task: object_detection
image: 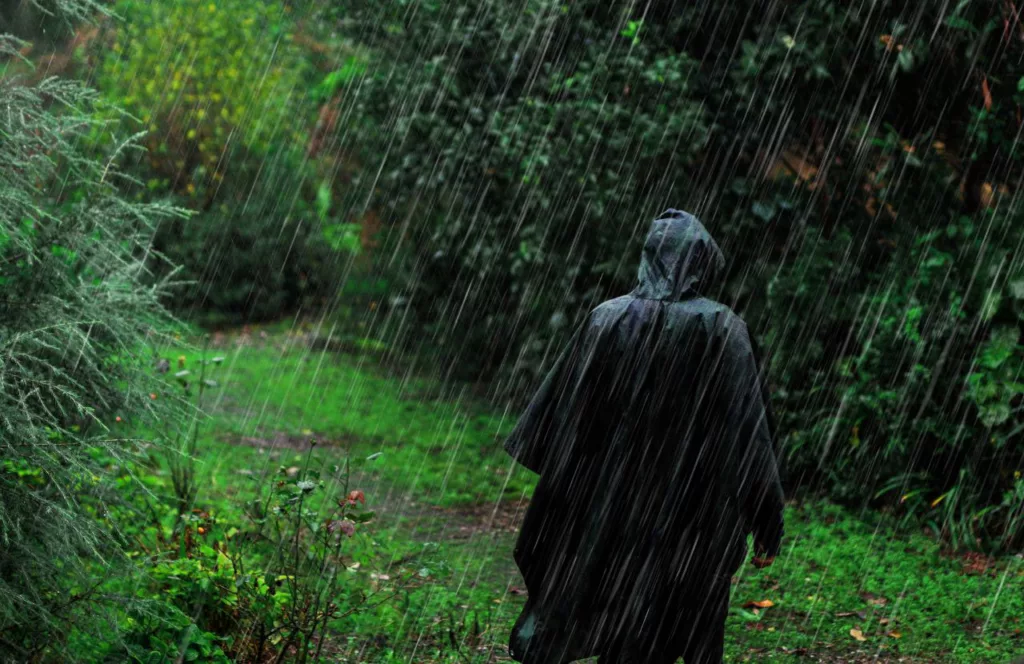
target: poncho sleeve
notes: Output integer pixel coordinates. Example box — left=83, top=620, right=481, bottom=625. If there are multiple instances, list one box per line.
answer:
left=716, top=314, right=785, bottom=558
left=503, top=324, right=586, bottom=475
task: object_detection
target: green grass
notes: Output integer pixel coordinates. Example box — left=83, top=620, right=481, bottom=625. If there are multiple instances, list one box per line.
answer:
left=727, top=502, right=1023, bottom=662
left=146, top=326, right=1023, bottom=663
left=179, top=326, right=529, bottom=506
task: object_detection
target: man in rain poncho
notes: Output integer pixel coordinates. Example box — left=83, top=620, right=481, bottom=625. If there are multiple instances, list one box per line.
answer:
left=504, top=209, right=784, bottom=663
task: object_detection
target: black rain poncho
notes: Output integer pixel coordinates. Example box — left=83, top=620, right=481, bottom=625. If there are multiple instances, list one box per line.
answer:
left=505, top=209, right=784, bottom=663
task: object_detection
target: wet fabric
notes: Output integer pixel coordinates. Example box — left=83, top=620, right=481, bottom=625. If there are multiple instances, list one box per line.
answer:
left=505, top=209, right=785, bottom=663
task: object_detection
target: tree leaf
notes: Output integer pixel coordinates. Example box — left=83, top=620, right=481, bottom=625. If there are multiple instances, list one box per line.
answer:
left=743, top=599, right=775, bottom=609
left=752, top=201, right=776, bottom=221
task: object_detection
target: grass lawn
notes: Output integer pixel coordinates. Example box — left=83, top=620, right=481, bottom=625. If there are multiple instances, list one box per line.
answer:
left=148, top=322, right=1024, bottom=663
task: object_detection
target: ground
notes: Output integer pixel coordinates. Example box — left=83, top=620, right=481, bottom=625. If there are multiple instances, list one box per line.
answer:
left=151, top=322, right=1023, bottom=663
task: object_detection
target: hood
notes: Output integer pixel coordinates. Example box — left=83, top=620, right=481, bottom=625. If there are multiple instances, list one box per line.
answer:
left=633, top=208, right=725, bottom=300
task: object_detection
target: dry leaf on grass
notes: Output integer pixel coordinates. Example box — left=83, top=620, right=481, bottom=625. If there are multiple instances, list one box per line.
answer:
left=743, top=599, right=775, bottom=609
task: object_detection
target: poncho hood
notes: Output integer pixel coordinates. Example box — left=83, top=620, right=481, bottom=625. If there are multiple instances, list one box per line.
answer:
left=633, top=209, right=725, bottom=300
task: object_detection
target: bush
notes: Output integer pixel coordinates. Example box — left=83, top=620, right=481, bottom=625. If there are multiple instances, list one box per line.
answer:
left=154, top=179, right=350, bottom=324
left=0, top=11, right=185, bottom=657
left=98, top=0, right=309, bottom=201
left=690, top=1, right=1024, bottom=551
left=338, top=0, right=709, bottom=383
left=107, top=453, right=378, bottom=663
left=94, top=0, right=352, bottom=322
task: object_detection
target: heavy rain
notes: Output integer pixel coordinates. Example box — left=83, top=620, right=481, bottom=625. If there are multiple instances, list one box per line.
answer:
left=1, top=0, right=1022, bottom=662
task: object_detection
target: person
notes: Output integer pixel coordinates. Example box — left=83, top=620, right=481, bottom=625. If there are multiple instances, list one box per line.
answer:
left=504, top=208, right=785, bottom=664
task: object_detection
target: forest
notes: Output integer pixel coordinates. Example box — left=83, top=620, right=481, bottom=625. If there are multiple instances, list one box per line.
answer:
left=0, top=0, right=1022, bottom=661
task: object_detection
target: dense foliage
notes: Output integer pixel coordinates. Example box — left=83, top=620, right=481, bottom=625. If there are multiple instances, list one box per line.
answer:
left=2, top=0, right=1022, bottom=659
left=94, top=0, right=354, bottom=322
left=333, top=1, right=710, bottom=381
left=0, top=10, right=184, bottom=657
left=338, top=0, right=1024, bottom=549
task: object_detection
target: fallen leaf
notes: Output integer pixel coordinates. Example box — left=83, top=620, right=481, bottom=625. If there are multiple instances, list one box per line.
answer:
left=744, top=599, right=775, bottom=609
left=835, top=611, right=858, bottom=618
left=861, top=593, right=888, bottom=606
left=982, top=76, right=993, bottom=111
left=879, top=618, right=891, bottom=626
left=850, top=628, right=867, bottom=642
left=887, top=630, right=902, bottom=639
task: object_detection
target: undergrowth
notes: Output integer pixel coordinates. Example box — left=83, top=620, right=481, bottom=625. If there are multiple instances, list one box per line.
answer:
left=106, top=323, right=1024, bottom=664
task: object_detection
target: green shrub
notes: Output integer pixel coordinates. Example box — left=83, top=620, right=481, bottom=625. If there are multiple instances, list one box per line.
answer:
left=701, top=2, right=1024, bottom=551
left=108, top=454, right=377, bottom=663
left=98, top=0, right=309, bottom=201
left=94, top=0, right=352, bottom=322
left=0, top=10, right=185, bottom=658
left=154, top=182, right=350, bottom=324
left=342, top=0, right=709, bottom=384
